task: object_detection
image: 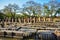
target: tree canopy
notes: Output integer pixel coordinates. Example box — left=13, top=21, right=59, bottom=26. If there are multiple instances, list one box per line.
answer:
left=1, top=4, right=20, bottom=18
left=22, top=1, right=42, bottom=17
left=0, top=0, right=60, bottom=18
left=0, top=12, right=5, bottom=19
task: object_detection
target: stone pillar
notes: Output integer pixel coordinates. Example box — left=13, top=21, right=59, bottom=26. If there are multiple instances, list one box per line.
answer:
left=49, top=18, right=51, bottom=22
left=0, top=19, right=1, bottom=22
left=21, top=18, right=24, bottom=23
left=8, top=18, right=9, bottom=22
left=22, top=18, right=24, bottom=23
left=43, top=17, right=45, bottom=22
left=24, top=19, right=26, bottom=23
left=5, top=18, right=7, bottom=22
left=39, top=17, right=40, bottom=22
left=7, top=17, right=9, bottom=22
left=33, top=17, right=35, bottom=23
left=27, top=18, right=29, bottom=23
left=50, top=18, right=53, bottom=22
left=4, top=21, right=7, bottom=27
left=37, top=17, right=39, bottom=23
left=12, top=18, right=13, bottom=23
left=35, top=17, right=36, bottom=23
left=53, top=18, right=57, bottom=22
left=7, top=18, right=10, bottom=25
left=15, top=19, right=17, bottom=22
left=20, top=18, right=22, bottom=23
left=18, top=18, right=21, bottom=23
left=30, top=17, right=31, bottom=23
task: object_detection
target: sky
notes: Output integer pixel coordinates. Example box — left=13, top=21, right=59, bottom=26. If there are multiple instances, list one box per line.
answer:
left=0, top=0, right=60, bottom=10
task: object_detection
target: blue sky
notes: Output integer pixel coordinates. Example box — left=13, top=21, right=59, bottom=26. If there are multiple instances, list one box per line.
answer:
left=0, top=0, right=60, bottom=9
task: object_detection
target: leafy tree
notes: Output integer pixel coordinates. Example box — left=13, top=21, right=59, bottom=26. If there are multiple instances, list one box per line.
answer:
left=0, top=12, right=5, bottom=19
left=48, top=0, right=59, bottom=17
left=57, top=8, right=60, bottom=13
left=2, top=4, right=20, bottom=18
left=43, top=4, right=50, bottom=17
left=54, top=8, right=60, bottom=16
left=22, top=1, right=42, bottom=17
left=43, top=0, right=59, bottom=17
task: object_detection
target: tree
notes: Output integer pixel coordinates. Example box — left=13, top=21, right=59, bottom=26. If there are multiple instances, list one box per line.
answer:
left=48, top=0, right=59, bottom=17
left=54, top=8, right=60, bottom=16
left=43, top=0, right=60, bottom=17
left=43, top=4, right=50, bottom=17
left=0, top=12, right=5, bottom=19
left=2, top=4, right=20, bottom=18
left=57, top=8, right=60, bottom=13
left=22, top=1, right=42, bottom=17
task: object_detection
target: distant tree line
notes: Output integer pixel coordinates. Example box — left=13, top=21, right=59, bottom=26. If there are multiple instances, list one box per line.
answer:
left=0, top=0, right=60, bottom=20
